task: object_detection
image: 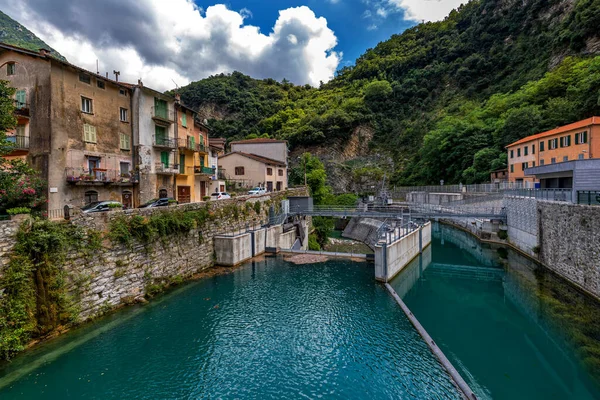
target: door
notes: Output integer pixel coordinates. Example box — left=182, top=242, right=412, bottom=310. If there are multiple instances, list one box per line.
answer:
left=122, top=191, right=132, bottom=209
left=276, top=181, right=282, bottom=191
left=155, top=125, right=166, bottom=145
left=160, top=151, right=169, bottom=168
left=200, top=182, right=206, bottom=198
left=177, top=186, right=191, bottom=203
left=88, top=157, right=101, bottom=180
left=266, top=181, right=273, bottom=192
left=179, top=154, right=185, bottom=174
left=159, top=189, right=168, bottom=198
left=154, top=98, right=167, bottom=119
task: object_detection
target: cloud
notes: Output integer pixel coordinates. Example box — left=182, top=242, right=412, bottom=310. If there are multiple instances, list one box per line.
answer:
left=376, top=7, right=389, bottom=18
left=367, top=24, right=378, bottom=31
left=388, top=0, right=466, bottom=22
left=0, top=1, right=340, bottom=91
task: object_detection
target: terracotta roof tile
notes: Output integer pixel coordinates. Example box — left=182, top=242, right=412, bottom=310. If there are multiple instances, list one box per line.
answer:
left=506, top=117, right=600, bottom=147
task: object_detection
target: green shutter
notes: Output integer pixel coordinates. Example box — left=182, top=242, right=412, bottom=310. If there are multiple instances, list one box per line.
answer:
left=15, top=90, right=26, bottom=108
left=182, top=113, right=187, bottom=127
left=179, top=154, right=185, bottom=173
left=161, top=151, right=169, bottom=166
left=199, top=156, right=204, bottom=167
left=583, top=131, right=588, bottom=144
left=155, top=125, right=166, bottom=145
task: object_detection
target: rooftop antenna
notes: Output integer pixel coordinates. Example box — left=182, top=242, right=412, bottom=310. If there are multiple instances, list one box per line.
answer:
left=113, top=70, right=120, bottom=82
left=171, top=79, right=179, bottom=89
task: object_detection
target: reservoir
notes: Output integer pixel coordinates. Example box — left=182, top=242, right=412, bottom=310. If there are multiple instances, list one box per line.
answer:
left=0, top=223, right=599, bottom=399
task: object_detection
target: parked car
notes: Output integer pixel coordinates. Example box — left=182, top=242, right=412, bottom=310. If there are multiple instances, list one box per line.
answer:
left=210, top=192, right=231, bottom=200
left=81, top=201, right=123, bottom=213
left=248, top=187, right=267, bottom=195
left=138, top=198, right=177, bottom=208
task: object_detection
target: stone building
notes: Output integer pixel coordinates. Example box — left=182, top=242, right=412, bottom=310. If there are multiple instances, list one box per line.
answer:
left=506, top=117, right=600, bottom=186
left=0, top=43, right=136, bottom=212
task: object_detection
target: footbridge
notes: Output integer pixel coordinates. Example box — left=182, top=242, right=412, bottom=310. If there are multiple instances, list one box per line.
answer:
left=291, top=203, right=507, bottom=221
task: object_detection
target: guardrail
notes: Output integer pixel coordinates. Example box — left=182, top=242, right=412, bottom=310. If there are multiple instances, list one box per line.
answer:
left=65, top=168, right=139, bottom=184
left=390, top=181, right=527, bottom=196
left=577, top=191, right=600, bottom=206
left=504, top=188, right=572, bottom=202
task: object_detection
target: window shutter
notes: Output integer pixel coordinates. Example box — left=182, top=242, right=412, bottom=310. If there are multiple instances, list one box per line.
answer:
left=83, top=124, right=90, bottom=142
left=16, top=90, right=25, bottom=107
left=583, top=131, right=588, bottom=144
left=90, top=125, right=96, bottom=143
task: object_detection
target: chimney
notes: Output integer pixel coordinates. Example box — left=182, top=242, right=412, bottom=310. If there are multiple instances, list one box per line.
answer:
left=138, top=79, right=143, bottom=87
left=39, top=48, right=51, bottom=57
left=113, top=70, right=120, bottom=82
left=174, top=93, right=181, bottom=103
left=106, top=72, right=109, bottom=78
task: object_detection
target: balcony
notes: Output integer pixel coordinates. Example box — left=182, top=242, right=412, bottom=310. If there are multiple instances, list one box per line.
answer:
left=6, top=135, right=29, bottom=150
left=155, top=162, right=179, bottom=175
left=197, top=142, right=207, bottom=153
left=192, top=166, right=215, bottom=175
left=13, top=100, right=30, bottom=118
left=153, top=136, right=176, bottom=149
left=151, top=107, right=175, bottom=124
left=65, top=168, right=139, bottom=185
left=178, top=137, right=197, bottom=152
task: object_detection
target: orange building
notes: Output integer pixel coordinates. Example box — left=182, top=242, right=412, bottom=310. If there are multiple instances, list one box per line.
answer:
left=506, top=117, right=600, bottom=185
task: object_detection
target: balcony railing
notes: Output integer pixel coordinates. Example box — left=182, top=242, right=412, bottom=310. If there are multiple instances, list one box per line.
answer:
left=191, top=166, right=215, bottom=175
left=6, top=135, right=29, bottom=150
left=65, top=168, right=139, bottom=184
left=177, top=137, right=198, bottom=151
left=13, top=100, right=30, bottom=117
left=151, top=107, right=175, bottom=123
left=155, top=162, right=179, bottom=174
left=197, top=142, right=206, bottom=152
left=153, top=136, right=176, bottom=148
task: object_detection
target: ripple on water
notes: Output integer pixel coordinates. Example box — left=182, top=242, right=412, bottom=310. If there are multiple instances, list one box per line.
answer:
left=0, top=256, right=460, bottom=399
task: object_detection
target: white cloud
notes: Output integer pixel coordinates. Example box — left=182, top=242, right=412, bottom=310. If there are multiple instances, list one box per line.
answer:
left=388, top=0, right=466, bottom=22
left=367, top=24, right=378, bottom=31
left=376, top=7, right=389, bottom=18
left=0, top=1, right=340, bottom=91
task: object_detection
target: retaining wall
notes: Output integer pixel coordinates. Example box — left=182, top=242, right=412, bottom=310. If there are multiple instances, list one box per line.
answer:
left=505, top=196, right=539, bottom=256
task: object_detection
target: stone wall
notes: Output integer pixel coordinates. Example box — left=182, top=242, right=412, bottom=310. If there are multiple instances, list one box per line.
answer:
left=505, top=196, right=539, bottom=256
left=538, top=202, right=600, bottom=299
left=0, top=188, right=308, bottom=321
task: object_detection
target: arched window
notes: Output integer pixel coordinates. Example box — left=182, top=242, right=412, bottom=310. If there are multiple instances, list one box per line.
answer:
left=159, top=189, right=168, bottom=199
left=84, top=190, right=98, bottom=205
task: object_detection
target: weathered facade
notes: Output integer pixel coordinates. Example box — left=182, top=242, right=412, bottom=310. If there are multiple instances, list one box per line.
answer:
left=219, top=151, right=287, bottom=191
left=0, top=43, right=136, bottom=213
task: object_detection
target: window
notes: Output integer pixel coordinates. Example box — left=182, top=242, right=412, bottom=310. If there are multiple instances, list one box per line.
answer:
left=563, top=156, right=568, bottom=162
left=16, top=125, right=25, bottom=137
left=84, top=190, right=98, bottom=205
left=521, top=162, right=528, bottom=171
left=120, top=108, right=128, bottom=122
left=540, top=141, right=544, bottom=152
left=97, top=80, right=105, bottom=89
left=181, top=113, right=187, bottom=128
left=119, top=133, right=130, bottom=150
left=160, top=151, right=170, bottom=167
left=532, top=161, right=535, bottom=167
left=120, top=162, right=130, bottom=176
left=235, top=166, right=245, bottom=175
left=551, top=157, right=556, bottom=164
left=575, top=131, right=588, bottom=144
left=510, top=150, right=514, bottom=158
left=579, top=154, right=585, bottom=160
left=119, top=88, right=127, bottom=96
left=524, top=146, right=528, bottom=156
left=179, top=154, right=185, bottom=174
left=83, top=124, right=97, bottom=143
left=559, top=135, right=571, bottom=148
left=517, top=148, right=521, bottom=157
left=7, top=62, right=15, bottom=75
left=510, top=164, right=514, bottom=173
left=278, top=169, right=284, bottom=176
left=267, top=167, right=273, bottom=176
left=79, top=72, right=91, bottom=84
left=15, top=89, right=26, bottom=108
left=532, top=144, right=535, bottom=154
left=540, top=159, right=545, bottom=166
left=549, top=138, right=558, bottom=150
left=81, top=97, right=93, bottom=113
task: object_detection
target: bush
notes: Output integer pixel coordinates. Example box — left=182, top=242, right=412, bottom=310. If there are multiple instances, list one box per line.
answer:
left=497, top=230, right=508, bottom=240
left=6, top=207, right=31, bottom=215
left=202, top=196, right=210, bottom=201
left=308, top=234, right=321, bottom=251
left=108, top=203, right=122, bottom=209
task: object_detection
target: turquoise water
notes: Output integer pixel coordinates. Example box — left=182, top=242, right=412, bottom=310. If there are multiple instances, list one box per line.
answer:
left=0, top=256, right=460, bottom=399
left=391, top=223, right=600, bottom=400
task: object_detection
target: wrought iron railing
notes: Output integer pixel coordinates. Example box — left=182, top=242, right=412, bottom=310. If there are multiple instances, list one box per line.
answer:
left=151, top=107, right=175, bottom=122
left=6, top=135, right=29, bottom=149
left=155, top=163, right=179, bottom=174
left=192, top=166, right=215, bottom=175
left=65, top=168, right=139, bottom=184
left=153, top=136, right=176, bottom=148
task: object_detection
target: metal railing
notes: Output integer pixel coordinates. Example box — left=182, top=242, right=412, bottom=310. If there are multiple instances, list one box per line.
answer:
left=577, top=191, right=600, bottom=206
left=65, top=168, right=139, bottom=184
left=155, top=163, right=179, bottom=174
left=190, top=166, right=215, bottom=175
left=153, top=136, right=176, bottom=148
left=151, top=107, right=175, bottom=122
left=177, top=137, right=197, bottom=151
left=376, top=220, right=420, bottom=245
left=13, top=100, right=30, bottom=117
left=6, top=135, right=29, bottom=149
left=504, top=188, right=572, bottom=202
left=390, top=181, right=528, bottom=196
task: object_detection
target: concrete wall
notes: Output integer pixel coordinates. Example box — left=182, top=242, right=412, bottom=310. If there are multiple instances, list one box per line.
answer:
left=214, top=233, right=252, bottom=266
left=251, top=228, right=266, bottom=256
left=279, top=229, right=297, bottom=250
left=538, top=202, right=600, bottom=299
left=505, top=196, right=539, bottom=256
left=374, top=222, right=432, bottom=282
left=266, top=225, right=283, bottom=248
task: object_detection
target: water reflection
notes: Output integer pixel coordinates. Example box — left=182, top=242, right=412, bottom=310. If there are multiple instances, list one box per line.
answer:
left=391, top=223, right=600, bottom=400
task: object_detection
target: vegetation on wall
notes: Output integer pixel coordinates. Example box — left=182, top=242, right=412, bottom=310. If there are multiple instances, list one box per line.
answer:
left=177, top=0, right=600, bottom=186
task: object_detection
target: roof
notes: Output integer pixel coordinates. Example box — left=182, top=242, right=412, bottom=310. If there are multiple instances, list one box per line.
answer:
left=0, top=42, right=134, bottom=90
left=219, top=151, right=286, bottom=166
left=506, top=117, right=600, bottom=148
left=230, top=138, right=287, bottom=145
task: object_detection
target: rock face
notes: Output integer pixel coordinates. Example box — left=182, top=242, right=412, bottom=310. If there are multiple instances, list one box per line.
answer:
left=0, top=188, right=308, bottom=321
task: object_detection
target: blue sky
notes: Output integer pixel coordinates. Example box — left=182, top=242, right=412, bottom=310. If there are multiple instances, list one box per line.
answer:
left=205, top=0, right=416, bottom=66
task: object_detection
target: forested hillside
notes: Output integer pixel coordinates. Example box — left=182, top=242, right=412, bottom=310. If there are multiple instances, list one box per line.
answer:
left=0, top=11, right=66, bottom=61
left=177, top=0, right=600, bottom=187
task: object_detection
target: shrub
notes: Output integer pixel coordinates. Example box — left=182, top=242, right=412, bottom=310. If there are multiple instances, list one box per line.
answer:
left=532, top=245, right=541, bottom=254
left=308, top=234, right=321, bottom=251
left=6, top=207, right=31, bottom=215
left=108, top=203, right=122, bottom=209
left=202, top=196, right=210, bottom=201
left=253, top=201, right=261, bottom=214
left=497, top=230, right=508, bottom=240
